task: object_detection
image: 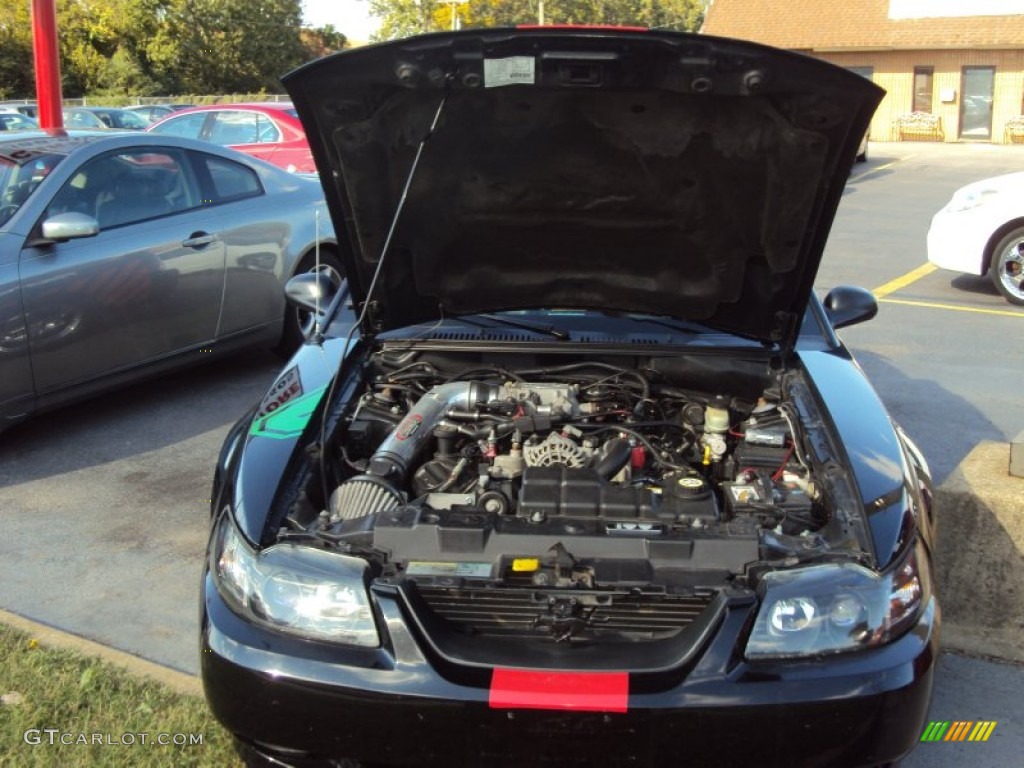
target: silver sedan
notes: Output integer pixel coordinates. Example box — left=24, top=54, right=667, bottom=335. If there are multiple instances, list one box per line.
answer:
left=0, top=132, right=340, bottom=431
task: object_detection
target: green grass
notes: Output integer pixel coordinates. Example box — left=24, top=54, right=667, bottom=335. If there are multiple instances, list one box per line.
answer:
left=0, top=624, right=241, bottom=767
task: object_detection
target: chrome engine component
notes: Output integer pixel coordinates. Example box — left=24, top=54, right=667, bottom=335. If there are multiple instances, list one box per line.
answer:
left=523, top=432, right=589, bottom=468
left=368, top=381, right=500, bottom=482
left=329, top=475, right=403, bottom=522
left=497, top=382, right=579, bottom=419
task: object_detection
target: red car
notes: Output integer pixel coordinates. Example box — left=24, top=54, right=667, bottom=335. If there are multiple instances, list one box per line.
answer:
left=146, top=102, right=315, bottom=173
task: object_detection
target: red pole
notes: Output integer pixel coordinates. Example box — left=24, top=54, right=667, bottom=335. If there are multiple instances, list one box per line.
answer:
left=31, top=0, right=64, bottom=130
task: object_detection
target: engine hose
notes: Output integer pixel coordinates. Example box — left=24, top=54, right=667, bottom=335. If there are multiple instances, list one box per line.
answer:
left=367, top=381, right=501, bottom=483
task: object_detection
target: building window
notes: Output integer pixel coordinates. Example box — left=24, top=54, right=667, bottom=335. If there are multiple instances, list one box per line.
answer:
left=847, top=66, right=874, bottom=81
left=913, top=67, right=934, bottom=113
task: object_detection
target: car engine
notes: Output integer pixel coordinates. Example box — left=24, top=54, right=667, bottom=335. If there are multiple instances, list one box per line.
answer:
left=334, top=375, right=820, bottom=521
left=274, top=351, right=864, bottom=643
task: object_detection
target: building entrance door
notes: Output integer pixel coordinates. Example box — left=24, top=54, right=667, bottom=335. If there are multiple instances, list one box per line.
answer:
left=960, top=66, right=995, bottom=140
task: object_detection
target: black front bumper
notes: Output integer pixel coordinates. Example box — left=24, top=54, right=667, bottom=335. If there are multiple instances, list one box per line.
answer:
left=201, top=573, right=938, bottom=768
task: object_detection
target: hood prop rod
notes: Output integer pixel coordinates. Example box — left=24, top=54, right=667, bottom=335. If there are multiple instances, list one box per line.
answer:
left=356, top=91, right=450, bottom=332
left=314, top=91, right=451, bottom=516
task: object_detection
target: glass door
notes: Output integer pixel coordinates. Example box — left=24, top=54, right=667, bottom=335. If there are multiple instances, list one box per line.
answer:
left=960, top=67, right=995, bottom=140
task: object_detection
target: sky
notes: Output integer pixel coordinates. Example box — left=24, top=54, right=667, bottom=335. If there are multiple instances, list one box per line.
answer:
left=303, top=0, right=381, bottom=40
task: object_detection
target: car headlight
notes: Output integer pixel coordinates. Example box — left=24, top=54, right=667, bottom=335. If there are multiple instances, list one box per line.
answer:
left=211, top=513, right=379, bottom=646
left=745, top=540, right=928, bottom=659
left=946, top=186, right=998, bottom=212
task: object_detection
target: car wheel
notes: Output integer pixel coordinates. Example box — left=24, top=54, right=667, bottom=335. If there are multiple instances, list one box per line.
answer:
left=989, top=227, right=1024, bottom=306
left=277, top=250, right=345, bottom=355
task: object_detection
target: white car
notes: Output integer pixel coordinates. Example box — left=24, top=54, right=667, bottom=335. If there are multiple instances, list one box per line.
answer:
left=927, top=172, right=1024, bottom=305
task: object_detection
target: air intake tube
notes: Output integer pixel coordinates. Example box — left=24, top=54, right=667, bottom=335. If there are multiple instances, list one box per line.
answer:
left=367, top=381, right=501, bottom=485
left=330, top=382, right=502, bottom=522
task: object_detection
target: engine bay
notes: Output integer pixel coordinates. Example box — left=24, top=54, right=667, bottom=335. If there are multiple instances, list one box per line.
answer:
left=278, top=348, right=863, bottom=591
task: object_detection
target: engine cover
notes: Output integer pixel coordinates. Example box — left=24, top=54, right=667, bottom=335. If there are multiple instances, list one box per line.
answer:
left=518, top=467, right=718, bottom=522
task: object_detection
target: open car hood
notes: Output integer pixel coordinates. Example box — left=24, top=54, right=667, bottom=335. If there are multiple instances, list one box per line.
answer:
left=283, top=29, right=882, bottom=348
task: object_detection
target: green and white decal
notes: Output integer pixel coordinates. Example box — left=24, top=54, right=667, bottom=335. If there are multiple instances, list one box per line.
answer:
left=249, top=385, right=327, bottom=440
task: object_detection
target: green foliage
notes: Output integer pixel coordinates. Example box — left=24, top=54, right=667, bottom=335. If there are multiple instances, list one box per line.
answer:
left=140, top=0, right=307, bottom=94
left=369, top=0, right=439, bottom=40
left=301, top=24, right=348, bottom=59
left=0, top=0, right=35, bottom=99
left=368, top=0, right=707, bottom=40
left=0, top=0, right=706, bottom=100
left=0, top=0, right=337, bottom=99
left=96, top=49, right=163, bottom=97
left=58, top=0, right=122, bottom=95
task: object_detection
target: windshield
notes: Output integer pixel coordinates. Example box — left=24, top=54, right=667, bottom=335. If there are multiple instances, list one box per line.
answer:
left=0, top=151, right=65, bottom=227
left=0, top=113, right=37, bottom=132
left=108, top=110, right=149, bottom=130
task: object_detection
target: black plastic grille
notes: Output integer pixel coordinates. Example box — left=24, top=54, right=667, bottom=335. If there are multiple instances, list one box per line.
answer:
left=412, top=585, right=716, bottom=640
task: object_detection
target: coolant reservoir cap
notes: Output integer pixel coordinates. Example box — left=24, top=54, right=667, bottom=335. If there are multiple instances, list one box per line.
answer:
left=671, top=475, right=710, bottom=498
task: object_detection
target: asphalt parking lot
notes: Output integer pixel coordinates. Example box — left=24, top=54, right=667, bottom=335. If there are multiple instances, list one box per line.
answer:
left=1, top=141, right=1023, bottom=765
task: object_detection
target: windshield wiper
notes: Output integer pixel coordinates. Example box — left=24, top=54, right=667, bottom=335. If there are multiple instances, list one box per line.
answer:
left=618, top=313, right=765, bottom=343
left=469, top=314, right=572, bottom=341
left=619, top=314, right=715, bottom=335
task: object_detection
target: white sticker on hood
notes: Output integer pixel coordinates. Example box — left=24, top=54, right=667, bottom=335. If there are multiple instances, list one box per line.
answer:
left=484, top=56, right=536, bottom=88
left=256, top=365, right=303, bottom=418
left=406, top=561, right=493, bottom=578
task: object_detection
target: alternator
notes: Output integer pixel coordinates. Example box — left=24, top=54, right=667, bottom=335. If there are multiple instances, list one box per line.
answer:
left=523, top=432, right=587, bottom=468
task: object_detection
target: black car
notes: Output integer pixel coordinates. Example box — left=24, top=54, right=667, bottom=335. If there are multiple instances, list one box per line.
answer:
left=202, top=29, right=938, bottom=768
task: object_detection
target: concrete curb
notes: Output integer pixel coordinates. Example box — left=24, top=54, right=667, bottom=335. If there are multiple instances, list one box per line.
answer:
left=934, top=442, right=1024, bottom=664
left=0, top=608, right=202, bottom=697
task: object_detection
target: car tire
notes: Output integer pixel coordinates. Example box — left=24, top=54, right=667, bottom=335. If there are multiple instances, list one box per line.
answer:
left=988, top=227, right=1024, bottom=306
left=277, top=250, right=345, bottom=356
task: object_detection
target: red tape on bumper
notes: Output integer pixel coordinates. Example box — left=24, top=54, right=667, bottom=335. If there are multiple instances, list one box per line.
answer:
left=489, top=669, right=629, bottom=712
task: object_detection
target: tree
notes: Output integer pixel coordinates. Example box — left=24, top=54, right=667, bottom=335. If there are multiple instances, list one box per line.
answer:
left=0, top=0, right=34, bottom=99
left=301, top=24, right=348, bottom=60
left=368, top=0, right=439, bottom=40
left=1, top=0, right=314, bottom=98
left=368, top=0, right=706, bottom=40
left=155, top=0, right=308, bottom=93
left=58, top=0, right=121, bottom=95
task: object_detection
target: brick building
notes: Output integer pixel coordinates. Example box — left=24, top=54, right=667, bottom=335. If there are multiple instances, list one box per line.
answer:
left=702, top=0, right=1024, bottom=143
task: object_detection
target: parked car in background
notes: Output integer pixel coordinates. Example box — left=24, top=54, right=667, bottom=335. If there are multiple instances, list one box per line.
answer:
left=927, top=171, right=1024, bottom=305
left=0, top=111, right=38, bottom=132
left=125, top=103, right=195, bottom=125
left=147, top=102, right=315, bottom=173
left=62, top=107, right=150, bottom=130
left=0, top=102, right=38, bottom=119
left=202, top=29, right=938, bottom=768
left=0, top=131, right=340, bottom=433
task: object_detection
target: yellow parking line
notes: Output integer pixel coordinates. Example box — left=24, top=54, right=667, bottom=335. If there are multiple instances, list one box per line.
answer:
left=879, top=297, right=1024, bottom=318
left=848, top=157, right=908, bottom=184
left=872, top=263, right=938, bottom=298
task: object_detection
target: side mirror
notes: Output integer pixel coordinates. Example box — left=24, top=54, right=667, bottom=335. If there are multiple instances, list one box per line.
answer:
left=284, top=271, right=338, bottom=315
left=40, top=212, right=99, bottom=241
left=823, top=285, right=878, bottom=330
